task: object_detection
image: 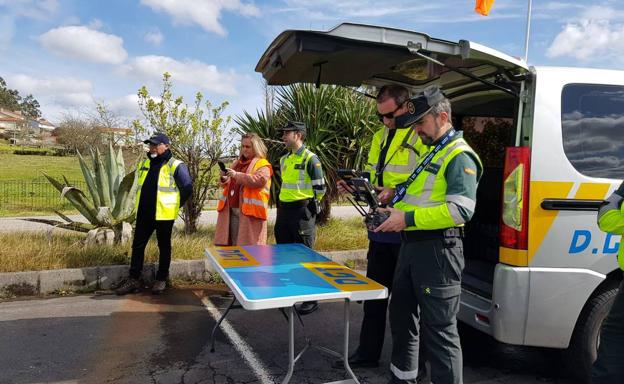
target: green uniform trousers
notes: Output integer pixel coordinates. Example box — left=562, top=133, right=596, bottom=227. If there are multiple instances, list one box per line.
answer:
left=389, top=233, right=464, bottom=384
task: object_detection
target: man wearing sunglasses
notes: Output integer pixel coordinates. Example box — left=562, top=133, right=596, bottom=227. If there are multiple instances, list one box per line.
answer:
left=375, top=86, right=482, bottom=384
left=335, top=85, right=427, bottom=377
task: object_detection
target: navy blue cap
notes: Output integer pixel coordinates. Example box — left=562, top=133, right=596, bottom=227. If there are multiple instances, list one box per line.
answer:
left=278, top=121, right=306, bottom=133
left=143, top=132, right=170, bottom=145
left=395, top=86, right=446, bottom=128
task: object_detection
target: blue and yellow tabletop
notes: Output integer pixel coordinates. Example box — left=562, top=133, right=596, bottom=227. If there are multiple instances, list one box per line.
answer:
left=205, top=244, right=388, bottom=310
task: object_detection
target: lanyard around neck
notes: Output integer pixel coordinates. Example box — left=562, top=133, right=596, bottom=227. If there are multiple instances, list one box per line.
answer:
left=390, top=128, right=457, bottom=206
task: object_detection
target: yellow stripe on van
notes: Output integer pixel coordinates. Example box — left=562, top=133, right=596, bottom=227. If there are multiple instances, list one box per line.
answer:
left=573, top=183, right=611, bottom=200
left=524, top=181, right=574, bottom=266
left=500, top=247, right=527, bottom=265
left=511, top=182, right=610, bottom=267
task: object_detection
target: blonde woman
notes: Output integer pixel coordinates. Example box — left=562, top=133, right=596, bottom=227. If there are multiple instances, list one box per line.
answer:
left=215, top=133, right=272, bottom=245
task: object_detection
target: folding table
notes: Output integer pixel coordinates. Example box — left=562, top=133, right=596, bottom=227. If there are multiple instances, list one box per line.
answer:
left=205, top=243, right=388, bottom=384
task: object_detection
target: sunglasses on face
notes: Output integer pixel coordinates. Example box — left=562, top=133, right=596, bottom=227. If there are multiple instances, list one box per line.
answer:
left=376, top=103, right=403, bottom=122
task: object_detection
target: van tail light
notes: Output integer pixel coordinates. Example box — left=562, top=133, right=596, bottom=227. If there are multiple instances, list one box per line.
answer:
left=500, top=146, right=530, bottom=250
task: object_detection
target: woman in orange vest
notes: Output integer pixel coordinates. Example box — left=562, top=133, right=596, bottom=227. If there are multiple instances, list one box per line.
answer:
left=215, top=133, right=272, bottom=245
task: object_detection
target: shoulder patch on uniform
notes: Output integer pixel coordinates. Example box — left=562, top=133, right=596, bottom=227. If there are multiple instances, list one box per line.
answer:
left=464, top=167, right=476, bottom=175
left=315, top=163, right=321, bottom=167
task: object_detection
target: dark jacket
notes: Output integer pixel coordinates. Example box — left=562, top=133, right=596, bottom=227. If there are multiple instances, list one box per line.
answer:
left=137, top=150, right=193, bottom=220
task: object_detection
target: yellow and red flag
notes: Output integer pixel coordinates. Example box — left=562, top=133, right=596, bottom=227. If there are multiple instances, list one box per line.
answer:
left=475, top=0, right=495, bottom=16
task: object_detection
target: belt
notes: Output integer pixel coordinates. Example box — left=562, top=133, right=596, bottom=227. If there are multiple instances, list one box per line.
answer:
left=278, top=199, right=311, bottom=209
left=400, top=227, right=464, bottom=242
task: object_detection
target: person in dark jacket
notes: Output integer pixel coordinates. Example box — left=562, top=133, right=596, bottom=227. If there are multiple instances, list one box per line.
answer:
left=116, top=132, right=193, bottom=295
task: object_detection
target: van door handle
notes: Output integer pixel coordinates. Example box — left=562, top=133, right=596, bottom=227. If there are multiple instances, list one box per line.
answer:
left=541, top=198, right=604, bottom=211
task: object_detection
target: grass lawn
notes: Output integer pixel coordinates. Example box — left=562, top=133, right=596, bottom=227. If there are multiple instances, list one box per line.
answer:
left=0, top=217, right=369, bottom=273
left=0, top=153, right=83, bottom=182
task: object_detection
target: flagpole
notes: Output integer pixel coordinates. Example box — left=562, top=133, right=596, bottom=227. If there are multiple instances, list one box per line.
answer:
left=524, top=0, right=533, bottom=62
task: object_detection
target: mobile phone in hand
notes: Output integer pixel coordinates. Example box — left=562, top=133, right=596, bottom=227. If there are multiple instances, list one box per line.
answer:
left=218, top=161, right=227, bottom=173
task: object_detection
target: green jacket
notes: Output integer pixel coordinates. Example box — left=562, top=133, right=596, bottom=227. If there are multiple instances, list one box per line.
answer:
left=597, top=185, right=624, bottom=270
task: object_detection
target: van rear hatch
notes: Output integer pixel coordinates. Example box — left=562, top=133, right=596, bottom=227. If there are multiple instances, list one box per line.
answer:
left=255, top=23, right=529, bottom=95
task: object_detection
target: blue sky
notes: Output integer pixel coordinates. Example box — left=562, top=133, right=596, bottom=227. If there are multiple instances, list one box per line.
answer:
left=1, top=0, right=623, bottom=126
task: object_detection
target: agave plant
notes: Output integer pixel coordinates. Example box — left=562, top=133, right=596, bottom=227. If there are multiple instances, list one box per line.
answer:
left=26, top=144, right=139, bottom=245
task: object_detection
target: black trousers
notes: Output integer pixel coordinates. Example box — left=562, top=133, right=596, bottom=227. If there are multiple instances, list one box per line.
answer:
left=274, top=205, right=316, bottom=248
left=592, top=279, right=624, bottom=384
left=358, top=240, right=401, bottom=361
left=129, top=218, right=174, bottom=281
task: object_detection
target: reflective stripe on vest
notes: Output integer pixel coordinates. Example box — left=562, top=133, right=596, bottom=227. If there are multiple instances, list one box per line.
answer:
left=279, top=149, right=314, bottom=202
left=394, top=137, right=482, bottom=229
left=136, top=157, right=182, bottom=220
left=217, top=158, right=272, bottom=220
left=367, top=127, right=426, bottom=188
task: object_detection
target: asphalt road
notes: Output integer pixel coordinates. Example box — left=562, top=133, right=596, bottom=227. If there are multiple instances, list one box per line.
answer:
left=0, top=206, right=360, bottom=233
left=0, top=288, right=578, bottom=384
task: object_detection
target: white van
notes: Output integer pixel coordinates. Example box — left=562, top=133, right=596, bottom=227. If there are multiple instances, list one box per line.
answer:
left=256, top=23, right=624, bottom=381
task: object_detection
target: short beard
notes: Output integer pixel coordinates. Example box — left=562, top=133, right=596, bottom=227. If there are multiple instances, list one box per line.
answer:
left=421, top=119, right=444, bottom=145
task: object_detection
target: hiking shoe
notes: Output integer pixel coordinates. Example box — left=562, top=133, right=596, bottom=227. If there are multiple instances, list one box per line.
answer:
left=296, top=301, right=318, bottom=315
left=115, top=278, right=141, bottom=295
left=151, top=280, right=167, bottom=295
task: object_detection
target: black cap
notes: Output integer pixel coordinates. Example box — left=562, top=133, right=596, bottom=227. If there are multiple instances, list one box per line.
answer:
left=143, top=132, right=170, bottom=145
left=395, top=86, right=446, bottom=128
left=278, top=121, right=306, bottom=133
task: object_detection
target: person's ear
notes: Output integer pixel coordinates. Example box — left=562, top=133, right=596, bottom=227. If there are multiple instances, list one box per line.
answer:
left=437, top=111, right=449, bottom=126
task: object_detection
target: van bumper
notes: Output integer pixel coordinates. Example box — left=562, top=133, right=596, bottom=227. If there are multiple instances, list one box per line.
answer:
left=459, top=263, right=530, bottom=345
left=459, top=264, right=606, bottom=348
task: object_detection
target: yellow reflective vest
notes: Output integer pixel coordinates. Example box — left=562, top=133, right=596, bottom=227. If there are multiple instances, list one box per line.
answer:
left=394, top=136, right=482, bottom=231
left=366, top=126, right=427, bottom=188
left=279, top=148, right=316, bottom=202
left=136, top=158, right=182, bottom=220
left=597, top=190, right=624, bottom=270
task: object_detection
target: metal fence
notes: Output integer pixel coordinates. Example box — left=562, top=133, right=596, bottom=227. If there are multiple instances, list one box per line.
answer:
left=0, top=180, right=88, bottom=212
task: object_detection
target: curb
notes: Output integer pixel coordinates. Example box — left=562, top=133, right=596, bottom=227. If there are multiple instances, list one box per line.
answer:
left=0, top=249, right=367, bottom=296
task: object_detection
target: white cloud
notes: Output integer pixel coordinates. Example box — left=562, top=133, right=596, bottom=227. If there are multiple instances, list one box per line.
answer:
left=140, top=0, right=260, bottom=36
left=144, top=29, right=164, bottom=45
left=0, top=0, right=59, bottom=20
left=120, top=55, right=238, bottom=95
left=87, top=18, right=104, bottom=30
left=0, top=15, right=14, bottom=50
left=39, top=25, right=128, bottom=64
left=547, top=18, right=624, bottom=61
left=4, top=73, right=95, bottom=108
left=107, top=94, right=141, bottom=119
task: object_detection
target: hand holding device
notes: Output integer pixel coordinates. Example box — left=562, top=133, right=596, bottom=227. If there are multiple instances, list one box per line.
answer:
left=218, top=161, right=227, bottom=173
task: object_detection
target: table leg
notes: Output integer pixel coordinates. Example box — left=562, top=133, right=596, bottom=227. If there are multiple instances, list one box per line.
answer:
left=343, top=299, right=360, bottom=384
left=281, top=306, right=295, bottom=384
left=210, top=296, right=238, bottom=353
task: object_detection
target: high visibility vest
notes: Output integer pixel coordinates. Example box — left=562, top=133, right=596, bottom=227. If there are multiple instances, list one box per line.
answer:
left=394, top=136, right=482, bottom=231
left=366, top=126, right=427, bottom=188
left=597, top=195, right=624, bottom=271
left=279, top=148, right=315, bottom=202
left=217, top=158, right=272, bottom=220
left=136, top=158, right=183, bottom=220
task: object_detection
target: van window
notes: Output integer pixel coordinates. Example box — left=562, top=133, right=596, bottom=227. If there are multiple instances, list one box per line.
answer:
left=561, top=84, right=624, bottom=179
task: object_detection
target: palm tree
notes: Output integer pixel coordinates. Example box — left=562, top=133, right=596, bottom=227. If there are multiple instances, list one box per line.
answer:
left=235, top=83, right=379, bottom=222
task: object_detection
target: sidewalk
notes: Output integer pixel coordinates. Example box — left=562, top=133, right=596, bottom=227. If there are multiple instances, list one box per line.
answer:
left=0, top=205, right=361, bottom=232
left=0, top=249, right=367, bottom=297
left=0, top=205, right=366, bottom=296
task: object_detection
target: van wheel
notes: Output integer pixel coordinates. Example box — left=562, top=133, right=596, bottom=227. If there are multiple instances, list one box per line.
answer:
left=564, top=283, right=618, bottom=382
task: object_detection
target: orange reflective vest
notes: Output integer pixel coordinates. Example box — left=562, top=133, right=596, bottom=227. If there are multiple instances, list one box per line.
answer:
left=217, top=157, right=272, bottom=220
